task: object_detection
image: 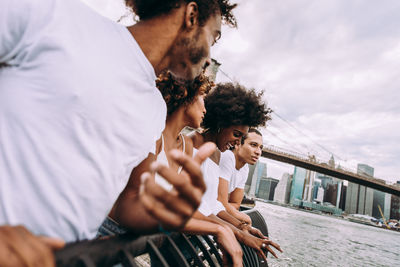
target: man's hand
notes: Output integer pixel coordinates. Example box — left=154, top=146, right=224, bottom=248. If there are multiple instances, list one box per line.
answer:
left=140, top=142, right=216, bottom=230
left=238, top=231, right=282, bottom=262
left=0, top=225, right=65, bottom=267
left=243, top=224, right=267, bottom=239
left=216, top=225, right=243, bottom=267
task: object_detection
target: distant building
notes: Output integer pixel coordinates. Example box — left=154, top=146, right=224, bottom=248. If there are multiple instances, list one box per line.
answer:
left=357, top=164, right=374, bottom=177
left=274, top=173, right=292, bottom=204
left=316, top=186, right=324, bottom=203
left=345, top=182, right=359, bottom=214
left=257, top=177, right=279, bottom=201
left=339, top=185, right=347, bottom=211
left=246, top=161, right=267, bottom=197
left=289, top=167, right=307, bottom=204
left=324, top=183, right=338, bottom=206
left=289, top=166, right=317, bottom=205
left=384, top=193, right=391, bottom=220
left=244, top=163, right=256, bottom=194
left=316, top=172, right=344, bottom=209
left=312, top=179, right=321, bottom=200
left=372, top=190, right=391, bottom=220
left=345, top=163, right=374, bottom=215
left=390, top=194, right=400, bottom=220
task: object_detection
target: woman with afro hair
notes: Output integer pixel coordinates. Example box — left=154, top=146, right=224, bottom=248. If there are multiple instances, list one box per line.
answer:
left=190, top=82, right=282, bottom=261
left=100, top=73, right=243, bottom=266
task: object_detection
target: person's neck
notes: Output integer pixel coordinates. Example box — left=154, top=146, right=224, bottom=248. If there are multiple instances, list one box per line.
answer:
left=202, top=130, right=217, bottom=145
left=127, top=8, right=185, bottom=76
left=163, top=110, right=186, bottom=150
left=202, top=130, right=221, bottom=163
left=234, top=149, right=246, bottom=170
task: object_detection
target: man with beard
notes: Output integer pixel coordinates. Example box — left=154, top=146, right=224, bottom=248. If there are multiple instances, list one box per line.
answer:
left=0, top=0, right=237, bottom=266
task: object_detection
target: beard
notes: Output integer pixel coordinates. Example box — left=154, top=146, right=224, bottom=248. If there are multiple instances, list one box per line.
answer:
left=188, top=28, right=208, bottom=65
left=169, top=28, right=208, bottom=82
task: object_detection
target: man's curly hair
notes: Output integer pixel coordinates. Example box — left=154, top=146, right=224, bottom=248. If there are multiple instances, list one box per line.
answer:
left=202, top=83, right=272, bottom=131
left=125, top=0, right=237, bottom=27
left=156, top=71, right=214, bottom=116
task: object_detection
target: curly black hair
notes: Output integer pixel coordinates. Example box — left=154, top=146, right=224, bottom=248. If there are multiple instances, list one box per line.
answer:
left=125, top=0, right=237, bottom=27
left=156, top=71, right=214, bottom=116
left=202, top=83, right=272, bottom=131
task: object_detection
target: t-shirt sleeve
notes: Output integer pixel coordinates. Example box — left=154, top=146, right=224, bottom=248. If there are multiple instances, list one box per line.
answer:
left=236, top=164, right=249, bottom=189
left=219, top=151, right=235, bottom=182
left=198, top=199, right=212, bottom=217
left=212, top=200, right=226, bottom=215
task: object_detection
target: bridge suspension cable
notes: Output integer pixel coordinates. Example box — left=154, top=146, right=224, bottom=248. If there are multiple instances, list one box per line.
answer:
left=218, top=67, right=345, bottom=162
left=271, top=111, right=345, bottom=161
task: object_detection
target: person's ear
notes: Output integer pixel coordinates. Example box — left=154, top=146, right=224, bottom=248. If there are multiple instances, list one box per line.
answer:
left=184, top=2, right=199, bottom=28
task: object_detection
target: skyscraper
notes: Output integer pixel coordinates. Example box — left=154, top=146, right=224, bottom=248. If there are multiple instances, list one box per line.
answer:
left=247, top=161, right=267, bottom=197
left=274, top=173, right=293, bottom=204
left=289, top=167, right=307, bottom=205
left=345, top=163, right=374, bottom=215
left=257, top=177, right=279, bottom=201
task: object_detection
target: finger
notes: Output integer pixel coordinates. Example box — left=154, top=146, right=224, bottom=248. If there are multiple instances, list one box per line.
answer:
left=1, top=225, right=55, bottom=267
left=140, top=182, right=189, bottom=230
left=37, top=237, right=65, bottom=250
left=143, top=175, right=194, bottom=219
left=266, top=239, right=283, bottom=253
left=256, top=248, right=267, bottom=261
left=150, top=162, right=203, bottom=208
left=266, top=245, right=278, bottom=258
left=19, top=226, right=56, bottom=267
left=140, top=191, right=184, bottom=229
left=168, top=150, right=206, bottom=192
left=250, top=228, right=264, bottom=239
left=256, top=230, right=267, bottom=239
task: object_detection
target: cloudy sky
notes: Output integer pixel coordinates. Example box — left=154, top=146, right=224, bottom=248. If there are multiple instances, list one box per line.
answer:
left=82, top=0, right=400, bottom=183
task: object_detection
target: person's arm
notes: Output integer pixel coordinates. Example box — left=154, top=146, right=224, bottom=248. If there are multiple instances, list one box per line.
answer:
left=218, top=178, right=252, bottom=225
left=193, top=211, right=282, bottom=261
left=228, top=187, right=244, bottom=210
left=112, top=142, right=216, bottom=232
left=182, top=218, right=243, bottom=267
left=0, top=225, right=64, bottom=267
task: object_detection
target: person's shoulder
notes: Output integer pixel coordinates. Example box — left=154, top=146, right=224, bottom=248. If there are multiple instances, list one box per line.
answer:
left=221, top=149, right=235, bottom=163
left=188, top=131, right=204, bottom=150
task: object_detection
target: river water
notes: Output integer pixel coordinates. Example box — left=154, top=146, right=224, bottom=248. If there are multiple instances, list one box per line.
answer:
left=256, top=201, right=399, bottom=267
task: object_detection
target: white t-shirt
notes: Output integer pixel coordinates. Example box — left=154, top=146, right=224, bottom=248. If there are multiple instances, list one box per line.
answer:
left=219, top=150, right=249, bottom=194
left=196, top=149, right=225, bottom=216
left=0, top=0, right=166, bottom=242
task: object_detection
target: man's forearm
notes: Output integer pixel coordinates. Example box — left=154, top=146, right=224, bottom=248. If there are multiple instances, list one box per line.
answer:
left=182, top=218, right=224, bottom=236
left=229, top=201, right=241, bottom=210
left=217, top=210, right=245, bottom=229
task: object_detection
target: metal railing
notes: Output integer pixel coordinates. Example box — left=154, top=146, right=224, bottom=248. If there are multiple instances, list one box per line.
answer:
left=55, top=210, right=269, bottom=267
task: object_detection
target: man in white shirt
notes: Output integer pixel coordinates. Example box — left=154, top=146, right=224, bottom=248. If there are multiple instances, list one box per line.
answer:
left=0, top=0, right=237, bottom=266
left=218, top=129, right=263, bottom=226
